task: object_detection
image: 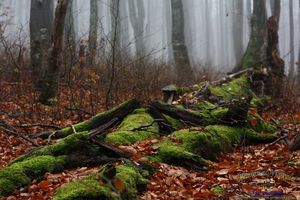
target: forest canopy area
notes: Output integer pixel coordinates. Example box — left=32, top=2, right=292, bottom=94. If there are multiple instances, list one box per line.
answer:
left=0, top=0, right=299, bottom=200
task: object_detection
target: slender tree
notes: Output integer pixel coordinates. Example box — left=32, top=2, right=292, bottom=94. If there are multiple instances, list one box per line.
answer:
left=288, top=0, right=295, bottom=79
left=128, top=0, right=146, bottom=57
left=232, top=0, right=244, bottom=66
left=30, top=0, right=54, bottom=87
left=170, top=0, right=194, bottom=85
left=39, top=0, right=69, bottom=104
left=88, top=0, right=98, bottom=66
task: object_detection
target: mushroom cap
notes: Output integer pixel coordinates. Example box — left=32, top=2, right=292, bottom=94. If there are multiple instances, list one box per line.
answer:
left=162, top=84, right=177, bottom=92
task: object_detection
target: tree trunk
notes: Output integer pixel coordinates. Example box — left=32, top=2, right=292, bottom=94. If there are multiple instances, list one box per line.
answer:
left=239, top=0, right=267, bottom=70
left=128, top=0, right=146, bottom=58
left=39, top=0, right=69, bottom=104
left=232, top=0, right=244, bottom=66
left=30, top=0, right=54, bottom=88
left=288, top=0, right=295, bottom=80
left=88, top=0, right=98, bottom=67
left=170, top=0, right=194, bottom=85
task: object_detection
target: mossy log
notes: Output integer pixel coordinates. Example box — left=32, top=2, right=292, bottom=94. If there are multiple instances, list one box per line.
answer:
left=31, top=99, right=140, bottom=139
left=52, top=164, right=148, bottom=200
left=151, top=125, right=277, bottom=167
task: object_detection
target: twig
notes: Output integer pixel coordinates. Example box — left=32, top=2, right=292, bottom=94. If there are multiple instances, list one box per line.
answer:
left=259, top=135, right=288, bottom=152
left=0, top=125, right=39, bottom=147
left=71, top=125, right=77, bottom=134
left=47, top=131, right=57, bottom=145
left=13, top=123, right=61, bottom=130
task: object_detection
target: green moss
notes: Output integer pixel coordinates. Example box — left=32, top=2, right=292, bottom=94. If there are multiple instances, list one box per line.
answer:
left=243, top=129, right=277, bottom=144
left=247, top=112, right=277, bottom=133
left=54, top=99, right=139, bottom=138
left=12, top=132, right=91, bottom=164
left=153, top=125, right=276, bottom=166
left=0, top=156, right=65, bottom=196
left=211, top=186, right=224, bottom=195
left=53, top=178, right=114, bottom=200
left=105, top=111, right=158, bottom=144
left=210, top=77, right=250, bottom=100
left=192, top=101, right=228, bottom=125
left=163, top=114, right=182, bottom=129
left=116, top=165, right=148, bottom=198
left=53, top=164, right=148, bottom=200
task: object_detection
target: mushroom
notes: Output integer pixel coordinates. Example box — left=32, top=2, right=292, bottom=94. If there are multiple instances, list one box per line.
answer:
left=161, top=84, right=177, bottom=104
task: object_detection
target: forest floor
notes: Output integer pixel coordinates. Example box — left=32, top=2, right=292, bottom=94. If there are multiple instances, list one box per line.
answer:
left=0, top=80, right=299, bottom=200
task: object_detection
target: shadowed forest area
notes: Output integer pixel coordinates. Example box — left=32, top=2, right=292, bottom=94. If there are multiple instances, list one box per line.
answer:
left=0, top=0, right=299, bottom=199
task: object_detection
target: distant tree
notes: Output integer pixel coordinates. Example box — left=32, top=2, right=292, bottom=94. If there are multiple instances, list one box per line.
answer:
left=170, top=0, right=194, bottom=85
left=30, top=0, right=54, bottom=88
left=64, top=0, right=76, bottom=70
left=232, top=0, right=244, bottom=66
left=239, top=0, right=267, bottom=70
left=128, top=0, right=146, bottom=57
left=288, top=0, right=295, bottom=79
left=110, top=0, right=121, bottom=51
left=88, top=0, right=98, bottom=66
left=39, top=0, right=69, bottom=104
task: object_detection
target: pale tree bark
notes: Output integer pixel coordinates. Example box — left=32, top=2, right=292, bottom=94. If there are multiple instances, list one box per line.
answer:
left=298, top=0, right=300, bottom=89
left=39, top=0, right=69, bottom=104
left=232, top=0, right=244, bottom=66
left=128, top=0, right=145, bottom=57
left=170, top=0, right=194, bottom=85
left=30, top=0, right=54, bottom=88
left=88, top=0, right=98, bottom=66
left=288, top=0, right=295, bottom=80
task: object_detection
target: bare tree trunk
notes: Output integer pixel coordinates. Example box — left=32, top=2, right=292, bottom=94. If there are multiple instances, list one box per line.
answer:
left=232, top=0, right=244, bottom=66
left=39, top=0, right=69, bottom=104
left=273, top=0, right=280, bottom=22
left=128, top=0, right=145, bottom=58
left=170, top=0, right=194, bottom=85
left=288, top=0, right=295, bottom=80
left=30, top=0, right=54, bottom=88
left=106, top=0, right=120, bottom=109
left=88, top=0, right=98, bottom=67
left=239, top=0, right=267, bottom=70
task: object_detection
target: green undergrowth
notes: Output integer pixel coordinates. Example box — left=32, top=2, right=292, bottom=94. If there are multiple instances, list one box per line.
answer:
left=53, top=164, right=148, bottom=200
left=151, top=125, right=277, bottom=166
left=105, top=109, right=159, bottom=144
left=0, top=156, right=65, bottom=196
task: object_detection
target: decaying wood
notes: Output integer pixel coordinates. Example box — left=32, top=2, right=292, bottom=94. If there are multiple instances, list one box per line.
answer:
left=150, top=101, right=207, bottom=126
left=213, top=68, right=253, bottom=86
left=31, top=99, right=140, bottom=139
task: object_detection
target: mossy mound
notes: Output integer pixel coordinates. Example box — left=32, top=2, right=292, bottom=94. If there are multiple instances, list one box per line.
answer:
left=53, top=164, right=148, bottom=200
left=105, top=110, right=159, bottom=144
left=152, top=125, right=277, bottom=166
left=0, top=156, right=65, bottom=196
left=210, top=77, right=250, bottom=100
left=53, top=178, right=113, bottom=200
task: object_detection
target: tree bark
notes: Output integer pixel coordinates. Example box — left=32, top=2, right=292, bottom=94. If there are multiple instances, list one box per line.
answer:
left=238, top=0, right=267, bottom=70
left=30, top=0, right=54, bottom=88
left=39, top=0, right=69, bottom=104
left=170, top=0, right=194, bottom=85
left=88, top=0, right=98, bottom=67
left=128, top=0, right=146, bottom=58
left=232, top=0, right=244, bottom=66
left=288, top=0, right=295, bottom=80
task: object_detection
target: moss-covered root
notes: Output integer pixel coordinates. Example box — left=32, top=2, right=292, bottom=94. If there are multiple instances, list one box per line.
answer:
left=152, top=125, right=278, bottom=167
left=31, top=98, right=141, bottom=139
left=53, top=164, right=148, bottom=200
left=0, top=156, right=65, bottom=196
left=105, top=109, right=159, bottom=145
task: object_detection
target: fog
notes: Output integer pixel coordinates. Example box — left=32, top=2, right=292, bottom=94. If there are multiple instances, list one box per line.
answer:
left=0, top=0, right=299, bottom=72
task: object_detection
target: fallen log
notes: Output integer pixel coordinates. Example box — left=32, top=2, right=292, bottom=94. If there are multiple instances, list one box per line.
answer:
left=30, top=99, right=140, bottom=139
